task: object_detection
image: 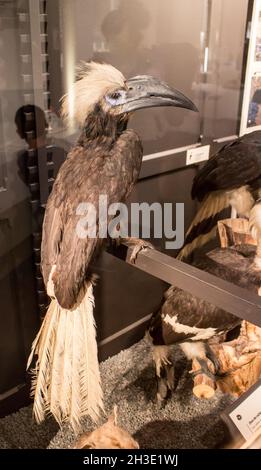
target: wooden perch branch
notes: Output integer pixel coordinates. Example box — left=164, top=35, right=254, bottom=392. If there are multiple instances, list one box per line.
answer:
left=191, top=358, right=216, bottom=399
left=191, top=218, right=261, bottom=399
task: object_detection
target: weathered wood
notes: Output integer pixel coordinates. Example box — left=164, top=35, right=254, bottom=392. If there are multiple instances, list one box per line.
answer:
left=191, top=358, right=215, bottom=399
left=211, top=321, right=261, bottom=397
left=205, top=219, right=261, bottom=398
left=217, top=218, right=256, bottom=248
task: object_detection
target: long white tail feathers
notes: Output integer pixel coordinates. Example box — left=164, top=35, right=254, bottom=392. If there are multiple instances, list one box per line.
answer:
left=27, top=283, right=104, bottom=433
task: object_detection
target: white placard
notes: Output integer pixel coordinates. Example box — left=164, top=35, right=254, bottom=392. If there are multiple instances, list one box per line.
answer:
left=229, top=385, right=261, bottom=440
left=186, top=145, right=210, bottom=166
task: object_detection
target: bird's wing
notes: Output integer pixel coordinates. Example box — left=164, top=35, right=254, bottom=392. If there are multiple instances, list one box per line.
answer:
left=41, top=145, right=90, bottom=290
left=149, top=285, right=238, bottom=345
left=41, top=132, right=142, bottom=310
left=192, top=136, right=261, bottom=201
left=178, top=133, right=261, bottom=260
left=177, top=190, right=229, bottom=260
left=149, top=283, right=240, bottom=346
left=41, top=199, right=63, bottom=288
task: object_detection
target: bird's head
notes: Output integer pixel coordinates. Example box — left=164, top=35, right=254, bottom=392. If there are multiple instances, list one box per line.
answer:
left=61, top=62, right=198, bottom=130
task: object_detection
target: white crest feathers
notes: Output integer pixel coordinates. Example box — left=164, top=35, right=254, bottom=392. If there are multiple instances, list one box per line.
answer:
left=61, top=62, right=125, bottom=127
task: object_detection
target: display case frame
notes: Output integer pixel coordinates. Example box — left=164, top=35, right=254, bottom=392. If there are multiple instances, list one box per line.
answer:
left=240, top=0, right=261, bottom=134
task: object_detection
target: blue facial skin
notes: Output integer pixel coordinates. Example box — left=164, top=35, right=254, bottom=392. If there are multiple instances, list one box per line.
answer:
left=105, top=90, right=127, bottom=107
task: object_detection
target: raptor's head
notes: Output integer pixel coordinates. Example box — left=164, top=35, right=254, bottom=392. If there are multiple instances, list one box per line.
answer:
left=61, top=62, right=197, bottom=127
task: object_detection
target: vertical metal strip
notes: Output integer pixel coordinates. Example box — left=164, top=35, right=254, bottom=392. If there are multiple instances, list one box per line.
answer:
left=199, top=0, right=213, bottom=141
left=28, top=0, right=45, bottom=110
left=60, top=0, right=76, bottom=129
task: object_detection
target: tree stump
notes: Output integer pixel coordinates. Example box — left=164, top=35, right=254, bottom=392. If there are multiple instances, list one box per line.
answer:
left=211, top=321, right=261, bottom=397
left=217, top=218, right=256, bottom=248
left=191, top=218, right=261, bottom=399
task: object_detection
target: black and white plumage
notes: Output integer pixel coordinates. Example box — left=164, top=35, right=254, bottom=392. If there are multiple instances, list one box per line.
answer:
left=178, top=131, right=261, bottom=261
left=148, top=244, right=261, bottom=401
left=28, top=62, right=197, bottom=431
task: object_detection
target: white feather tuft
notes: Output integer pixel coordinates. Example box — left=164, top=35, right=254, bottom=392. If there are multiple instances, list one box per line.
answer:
left=249, top=201, right=261, bottom=237
left=61, top=61, right=125, bottom=127
left=227, top=186, right=254, bottom=218
left=249, top=201, right=261, bottom=269
left=28, top=283, right=104, bottom=433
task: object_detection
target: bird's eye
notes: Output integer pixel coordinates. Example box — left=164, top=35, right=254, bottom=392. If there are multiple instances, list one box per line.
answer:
left=105, top=90, right=126, bottom=106
left=110, top=92, right=121, bottom=100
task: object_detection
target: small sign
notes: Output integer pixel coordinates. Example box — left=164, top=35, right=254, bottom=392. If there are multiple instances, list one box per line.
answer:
left=186, top=145, right=210, bottom=165
left=229, top=385, right=261, bottom=440
left=221, top=379, right=261, bottom=443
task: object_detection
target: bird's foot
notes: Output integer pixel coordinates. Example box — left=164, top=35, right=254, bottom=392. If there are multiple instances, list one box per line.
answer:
left=156, top=385, right=172, bottom=408
left=191, top=357, right=217, bottom=382
left=205, top=344, right=222, bottom=376
left=130, top=239, right=154, bottom=264
left=155, top=362, right=175, bottom=406
left=120, top=237, right=154, bottom=264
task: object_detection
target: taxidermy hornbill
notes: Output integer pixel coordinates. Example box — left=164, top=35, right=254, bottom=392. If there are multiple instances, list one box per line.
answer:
left=27, top=62, right=197, bottom=431
left=177, top=131, right=261, bottom=262
left=148, top=244, right=261, bottom=402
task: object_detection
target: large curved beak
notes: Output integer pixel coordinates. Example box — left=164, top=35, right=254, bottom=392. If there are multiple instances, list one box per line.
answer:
left=121, top=75, right=198, bottom=113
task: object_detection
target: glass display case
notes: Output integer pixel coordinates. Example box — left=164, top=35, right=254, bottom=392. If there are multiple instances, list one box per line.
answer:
left=46, top=0, right=249, bottom=153
left=0, top=0, right=254, bottom=409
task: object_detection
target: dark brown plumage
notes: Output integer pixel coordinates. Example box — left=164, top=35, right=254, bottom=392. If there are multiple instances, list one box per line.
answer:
left=29, top=62, right=197, bottom=430
left=41, top=116, right=142, bottom=309
left=192, top=132, right=261, bottom=201
left=41, top=63, right=197, bottom=309
left=148, top=244, right=261, bottom=401
left=178, top=131, right=261, bottom=260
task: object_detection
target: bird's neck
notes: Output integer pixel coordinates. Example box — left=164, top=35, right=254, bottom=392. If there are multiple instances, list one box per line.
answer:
left=78, top=105, right=129, bottom=147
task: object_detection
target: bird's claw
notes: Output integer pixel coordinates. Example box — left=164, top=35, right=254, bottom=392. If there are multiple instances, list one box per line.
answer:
left=128, top=239, right=154, bottom=264
left=110, top=236, right=154, bottom=263
left=205, top=344, right=221, bottom=376
left=192, top=358, right=217, bottom=382
left=156, top=380, right=173, bottom=407
left=155, top=362, right=175, bottom=405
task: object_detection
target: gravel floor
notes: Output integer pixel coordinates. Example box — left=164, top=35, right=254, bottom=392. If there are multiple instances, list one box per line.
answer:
left=0, top=339, right=234, bottom=449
